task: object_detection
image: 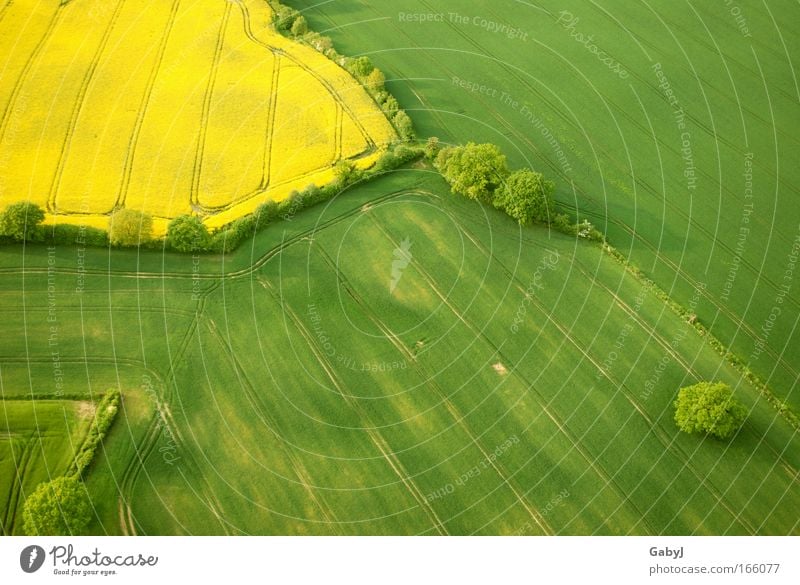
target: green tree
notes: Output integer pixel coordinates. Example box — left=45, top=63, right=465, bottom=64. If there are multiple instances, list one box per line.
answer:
left=290, top=14, right=307, bottom=36
left=392, top=110, right=414, bottom=141
left=108, top=208, right=152, bottom=247
left=347, top=56, right=374, bottom=79
left=0, top=201, right=45, bottom=241
left=167, top=215, right=209, bottom=252
left=674, top=381, right=747, bottom=440
left=365, top=68, right=385, bottom=93
left=494, top=169, right=555, bottom=225
left=381, top=94, right=399, bottom=116
left=435, top=142, right=509, bottom=203
left=22, top=476, right=92, bottom=536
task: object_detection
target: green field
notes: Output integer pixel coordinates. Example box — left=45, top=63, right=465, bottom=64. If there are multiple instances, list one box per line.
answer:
left=1, top=171, right=797, bottom=534
left=289, top=0, right=800, bottom=410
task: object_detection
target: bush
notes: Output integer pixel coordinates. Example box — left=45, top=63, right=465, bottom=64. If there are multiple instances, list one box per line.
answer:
left=41, top=224, right=109, bottom=247
left=301, top=184, right=326, bottom=205
left=22, top=476, right=92, bottom=536
left=167, top=215, right=209, bottom=252
left=576, top=219, right=604, bottom=241
left=308, top=33, right=333, bottom=53
left=552, top=213, right=574, bottom=235
left=375, top=150, right=399, bottom=172
left=333, top=159, right=363, bottom=186
left=0, top=201, right=45, bottom=242
left=424, top=136, right=440, bottom=160
left=674, top=381, right=747, bottom=440
left=108, top=209, right=152, bottom=247
left=393, top=144, right=424, bottom=163
left=255, top=200, right=281, bottom=226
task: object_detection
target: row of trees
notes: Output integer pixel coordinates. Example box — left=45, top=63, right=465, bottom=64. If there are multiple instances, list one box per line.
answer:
left=271, top=2, right=413, bottom=140
left=432, top=141, right=603, bottom=239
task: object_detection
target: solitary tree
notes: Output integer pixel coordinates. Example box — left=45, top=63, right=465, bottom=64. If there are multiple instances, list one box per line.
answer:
left=108, top=208, right=152, bottom=247
left=435, top=142, right=509, bottom=203
left=494, top=169, right=555, bottom=225
left=167, top=215, right=209, bottom=252
left=674, top=381, right=747, bottom=440
left=22, top=476, right=92, bottom=536
left=0, top=201, right=45, bottom=241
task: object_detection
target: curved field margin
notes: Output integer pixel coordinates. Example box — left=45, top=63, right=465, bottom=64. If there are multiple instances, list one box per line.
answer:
left=0, top=0, right=396, bottom=236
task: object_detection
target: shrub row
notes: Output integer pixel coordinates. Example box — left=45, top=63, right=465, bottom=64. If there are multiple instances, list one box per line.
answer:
left=70, top=388, right=121, bottom=478
left=205, top=143, right=425, bottom=253
left=267, top=0, right=414, bottom=140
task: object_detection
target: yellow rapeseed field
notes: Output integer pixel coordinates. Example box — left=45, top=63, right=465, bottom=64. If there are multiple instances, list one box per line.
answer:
left=0, top=0, right=397, bottom=233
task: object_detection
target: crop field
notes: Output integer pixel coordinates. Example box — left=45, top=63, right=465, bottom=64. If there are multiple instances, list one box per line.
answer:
left=0, top=0, right=395, bottom=235
left=290, top=0, right=800, bottom=414
left=0, top=0, right=797, bottom=540
left=0, top=172, right=797, bottom=535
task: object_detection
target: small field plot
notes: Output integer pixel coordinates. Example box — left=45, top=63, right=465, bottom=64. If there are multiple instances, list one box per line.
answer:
left=0, top=397, right=94, bottom=535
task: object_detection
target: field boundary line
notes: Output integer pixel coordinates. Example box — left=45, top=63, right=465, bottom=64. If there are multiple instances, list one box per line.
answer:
left=602, top=242, right=800, bottom=432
